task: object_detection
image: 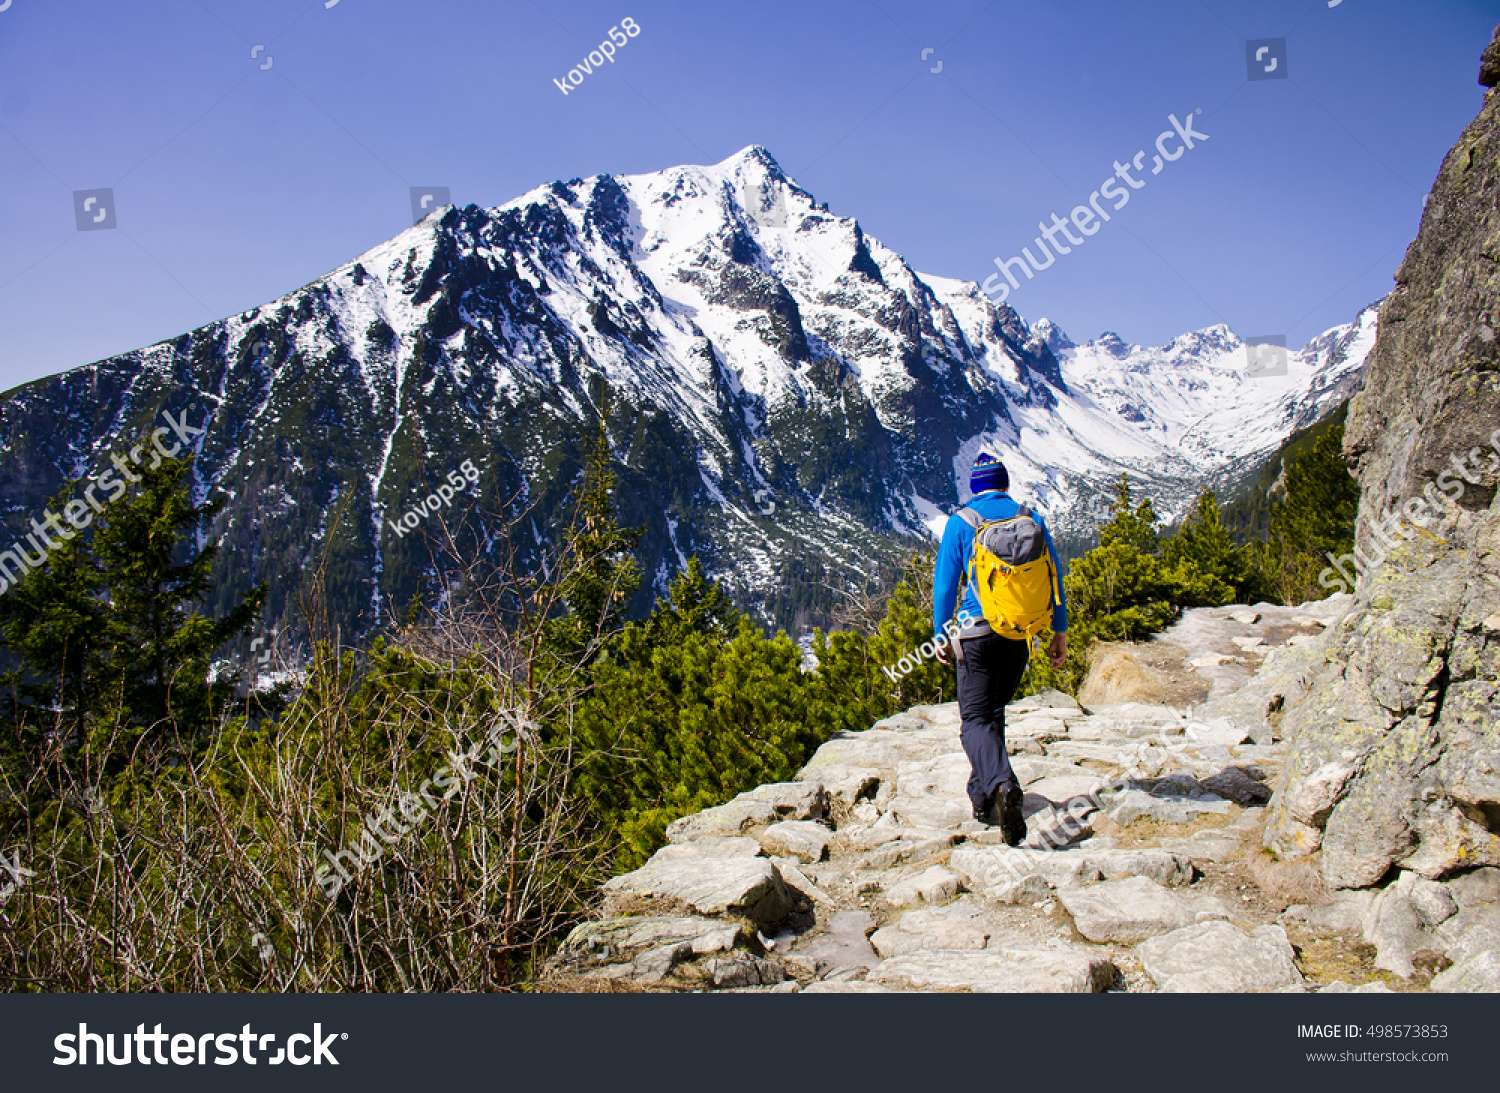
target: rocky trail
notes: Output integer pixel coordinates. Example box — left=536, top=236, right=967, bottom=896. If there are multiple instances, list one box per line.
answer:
left=544, top=598, right=1500, bottom=993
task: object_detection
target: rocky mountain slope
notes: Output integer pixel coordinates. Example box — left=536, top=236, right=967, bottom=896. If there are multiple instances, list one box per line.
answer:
left=1264, top=29, right=1500, bottom=893
left=0, top=149, right=1370, bottom=641
left=545, top=600, right=1500, bottom=992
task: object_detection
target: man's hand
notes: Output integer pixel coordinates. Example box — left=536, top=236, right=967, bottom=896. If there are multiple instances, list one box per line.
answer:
left=1047, top=632, right=1068, bottom=669
left=934, top=636, right=952, bottom=666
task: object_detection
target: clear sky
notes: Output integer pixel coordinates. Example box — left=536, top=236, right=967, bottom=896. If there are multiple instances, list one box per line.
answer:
left=0, top=0, right=1495, bottom=391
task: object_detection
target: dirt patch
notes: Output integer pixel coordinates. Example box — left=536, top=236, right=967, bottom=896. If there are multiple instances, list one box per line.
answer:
left=1193, top=861, right=1285, bottom=925
left=1090, top=807, right=1240, bottom=847
left=1287, top=931, right=1447, bottom=993
left=1245, top=847, right=1329, bottom=909
left=533, top=973, right=672, bottom=993
left=1079, top=641, right=1212, bottom=708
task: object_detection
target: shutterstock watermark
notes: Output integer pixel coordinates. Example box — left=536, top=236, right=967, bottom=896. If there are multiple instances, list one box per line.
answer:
left=883, top=610, right=976, bottom=683
left=314, top=709, right=536, bottom=899
left=0, top=408, right=206, bottom=598
left=553, top=17, right=641, bottom=96
left=1243, top=334, right=1288, bottom=378
left=982, top=110, right=1209, bottom=305
left=54, top=1024, right=343, bottom=1066
left=386, top=459, right=479, bottom=541
left=1318, top=426, right=1500, bottom=594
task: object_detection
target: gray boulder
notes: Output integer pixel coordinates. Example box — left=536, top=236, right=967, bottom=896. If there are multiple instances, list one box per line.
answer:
left=1199, top=767, right=1273, bottom=806
left=871, top=948, right=1117, bottom=993
left=884, top=865, right=961, bottom=908
left=949, top=846, right=1193, bottom=899
left=1138, top=921, right=1304, bottom=993
left=868, top=901, right=997, bottom=957
left=603, top=846, right=794, bottom=928
left=758, top=820, right=831, bottom=863
left=1057, top=876, right=1232, bottom=943
left=1432, top=950, right=1500, bottom=993
left=1361, top=883, right=1440, bottom=979
left=1446, top=866, right=1500, bottom=909
left=550, top=915, right=753, bottom=983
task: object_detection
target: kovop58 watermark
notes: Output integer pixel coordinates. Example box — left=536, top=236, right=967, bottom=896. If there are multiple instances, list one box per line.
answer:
left=553, top=17, right=640, bottom=95
left=884, top=609, right=977, bottom=683
left=387, top=459, right=479, bottom=540
left=0, top=408, right=206, bottom=598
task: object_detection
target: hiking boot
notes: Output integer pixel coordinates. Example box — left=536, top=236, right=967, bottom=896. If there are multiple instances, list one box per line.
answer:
left=997, top=783, right=1026, bottom=846
left=972, top=793, right=998, bottom=826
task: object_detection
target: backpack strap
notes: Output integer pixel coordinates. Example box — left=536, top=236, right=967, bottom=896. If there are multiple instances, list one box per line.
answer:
left=950, top=507, right=985, bottom=665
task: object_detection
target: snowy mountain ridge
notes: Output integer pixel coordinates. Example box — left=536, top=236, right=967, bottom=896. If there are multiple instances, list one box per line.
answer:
left=0, top=145, right=1373, bottom=636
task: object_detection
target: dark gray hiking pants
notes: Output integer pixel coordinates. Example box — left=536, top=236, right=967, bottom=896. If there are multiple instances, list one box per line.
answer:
left=955, top=630, right=1030, bottom=809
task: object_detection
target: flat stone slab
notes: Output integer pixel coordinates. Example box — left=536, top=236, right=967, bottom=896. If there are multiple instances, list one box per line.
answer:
left=1009, top=689, right=1082, bottom=713
left=550, top=915, right=752, bottom=983
left=742, top=781, right=829, bottom=820
left=1184, top=719, right=1252, bottom=748
left=666, top=782, right=828, bottom=844
left=1281, top=890, right=1377, bottom=935
left=885, top=865, right=961, bottom=909
left=1026, top=774, right=1110, bottom=806
left=800, top=980, right=896, bottom=993
left=787, top=909, right=878, bottom=977
left=758, top=820, right=831, bottom=863
left=950, top=845, right=1194, bottom=899
left=603, top=848, right=794, bottom=928
left=870, top=902, right=995, bottom=958
left=806, top=765, right=882, bottom=807
left=854, top=833, right=959, bottom=871
left=1058, top=876, right=1231, bottom=943
left=871, top=948, right=1117, bottom=993
left=1107, top=788, right=1233, bottom=825
left=1155, top=829, right=1246, bottom=864
left=1432, top=950, right=1500, bottom=993
left=1138, top=921, right=1304, bottom=992
left=665, top=799, right=779, bottom=843
left=652, top=837, right=763, bottom=860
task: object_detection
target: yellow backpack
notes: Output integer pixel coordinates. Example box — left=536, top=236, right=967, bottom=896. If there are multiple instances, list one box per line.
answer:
left=957, top=505, right=1058, bottom=639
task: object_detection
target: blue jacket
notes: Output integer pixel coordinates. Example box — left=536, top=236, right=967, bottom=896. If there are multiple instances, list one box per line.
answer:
left=932, top=490, right=1068, bottom=641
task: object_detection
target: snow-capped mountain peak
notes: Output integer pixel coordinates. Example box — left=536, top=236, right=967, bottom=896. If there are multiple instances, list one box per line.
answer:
left=0, top=146, right=1374, bottom=636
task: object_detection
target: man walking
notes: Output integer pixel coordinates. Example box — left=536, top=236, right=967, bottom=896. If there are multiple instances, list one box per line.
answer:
left=933, top=451, right=1068, bottom=845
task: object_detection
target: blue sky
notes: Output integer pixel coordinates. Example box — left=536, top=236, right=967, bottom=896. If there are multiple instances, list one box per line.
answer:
left=0, top=0, right=1495, bottom=390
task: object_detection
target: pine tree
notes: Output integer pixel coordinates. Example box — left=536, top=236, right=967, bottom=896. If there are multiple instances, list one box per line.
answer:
left=91, top=455, right=263, bottom=747
left=1258, top=423, right=1358, bottom=604
left=0, top=449, right=264, bottom=784
left=1161, top=488, right=1257, bottom=607
left=1065, top=475, right=1178, bottom=640
left=0, top=487, right=108, bottom=747
left=544, top=415, right=642, bottom=664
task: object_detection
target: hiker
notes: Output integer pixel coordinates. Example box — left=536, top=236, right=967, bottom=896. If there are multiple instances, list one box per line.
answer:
left=933, top=451, right=1068, bottom=845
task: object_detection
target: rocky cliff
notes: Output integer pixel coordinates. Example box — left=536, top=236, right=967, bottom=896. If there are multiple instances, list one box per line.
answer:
left=1264, top=29, right=1500, bottom=891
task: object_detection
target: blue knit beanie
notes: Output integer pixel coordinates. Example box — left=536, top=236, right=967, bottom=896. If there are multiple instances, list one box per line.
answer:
left=970, top=451, right=1009, bottom=494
